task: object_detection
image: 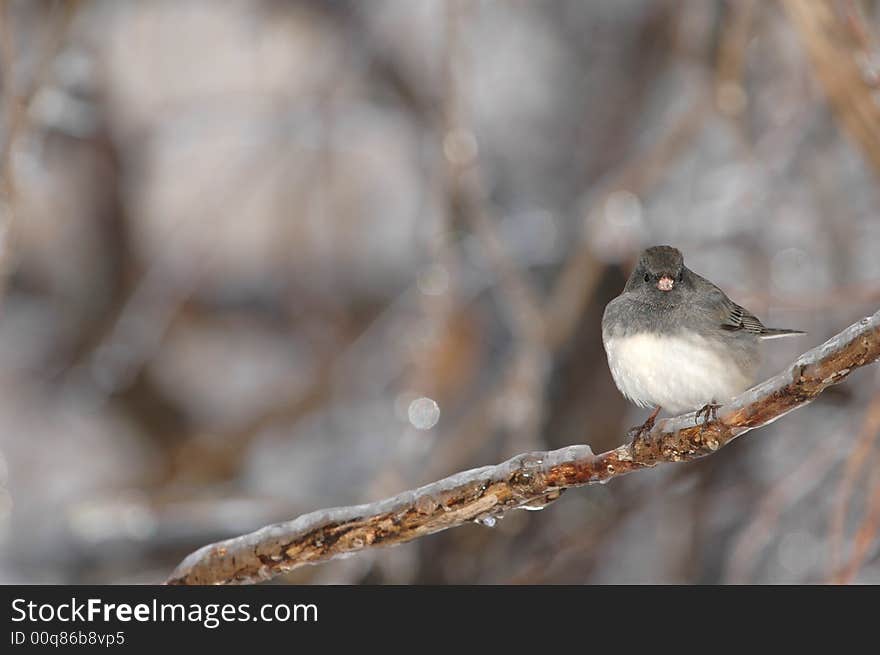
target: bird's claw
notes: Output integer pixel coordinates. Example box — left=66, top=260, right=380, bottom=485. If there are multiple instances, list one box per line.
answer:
left=628, top=408, right=660, bottom=447
left=695, top=402, right=721, bottom=427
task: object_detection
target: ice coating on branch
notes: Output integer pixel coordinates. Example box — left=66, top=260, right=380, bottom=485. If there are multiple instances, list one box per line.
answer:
left=169, top=443, right=598, bottom=582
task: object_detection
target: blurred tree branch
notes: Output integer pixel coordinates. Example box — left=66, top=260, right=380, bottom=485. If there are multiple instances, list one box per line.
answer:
left=828, top=384, right=880, bottom=581
left=0, top=0, right=78, bottom=294
left=783, top=0, right=880, bottom=177
left=726, top=434, right=838, bottom=583
left=167, top=309, right=880, bottom=584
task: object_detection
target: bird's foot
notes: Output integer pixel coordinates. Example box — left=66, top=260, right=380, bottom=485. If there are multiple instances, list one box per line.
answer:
left=695, top=401, right=721, bottom=427
left=628, top=406, right=661, bottom=446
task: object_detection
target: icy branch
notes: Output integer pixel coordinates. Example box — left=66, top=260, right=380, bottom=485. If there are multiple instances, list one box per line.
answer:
left=167, top=310, right=880, bottom=584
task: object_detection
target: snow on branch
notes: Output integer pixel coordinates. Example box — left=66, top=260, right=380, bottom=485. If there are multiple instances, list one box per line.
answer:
left=167, top=310, right=880, bottom=584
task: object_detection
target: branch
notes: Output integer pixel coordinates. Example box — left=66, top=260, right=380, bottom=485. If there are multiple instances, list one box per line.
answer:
left=0, top=1, right=79, bottom=295
left=167, top=310, right=880, bottom=584
left=783, top=0, right=880, bottom=178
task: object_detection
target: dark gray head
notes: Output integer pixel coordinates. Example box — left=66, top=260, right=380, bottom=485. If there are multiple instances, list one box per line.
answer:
left=623, top=245, right=689, bottom=298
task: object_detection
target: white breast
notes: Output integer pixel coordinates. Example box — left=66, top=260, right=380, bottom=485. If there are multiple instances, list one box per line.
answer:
left=603, top=333, right=754, bottom=414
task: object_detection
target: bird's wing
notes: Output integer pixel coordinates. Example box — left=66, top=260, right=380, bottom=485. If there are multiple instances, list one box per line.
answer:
left=716, top=290, right=804, bottom=338
left=686, top=270, right=805, bottom=338
left=719, top=301, right=769, bottom=335
left=686, top=271, right=765, bottom=335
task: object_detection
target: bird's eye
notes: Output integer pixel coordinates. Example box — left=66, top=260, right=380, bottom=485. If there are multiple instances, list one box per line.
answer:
left=644, top=273, right=651, bottom=283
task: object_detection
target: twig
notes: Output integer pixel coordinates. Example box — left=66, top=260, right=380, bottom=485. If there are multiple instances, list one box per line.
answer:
left=725, top=435, right=839, bottom=584
left=438, top=1, right=548, bottom=456
left=166, top=309, right=880, bottom=584
left=833, top=462, right=880, bottom=583
left=783, top=0, right=880, bottom=177
left=0, top=1, right=78, bottom=294
left=442, top=2, right=545, bottom=345
left=714, top=0, right=755, bottom=119
left=827, top=382, right=880, bottom=578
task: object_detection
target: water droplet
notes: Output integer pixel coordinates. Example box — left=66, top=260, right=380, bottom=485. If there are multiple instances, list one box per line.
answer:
left=408, top=397, right=440, bottom=430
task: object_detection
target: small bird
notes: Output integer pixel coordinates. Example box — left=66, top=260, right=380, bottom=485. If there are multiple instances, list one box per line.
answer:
left=602, top=245, right=803, bottom=433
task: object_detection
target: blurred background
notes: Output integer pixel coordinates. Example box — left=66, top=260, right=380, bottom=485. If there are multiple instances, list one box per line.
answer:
left=0, top=0, right=879, bottom=584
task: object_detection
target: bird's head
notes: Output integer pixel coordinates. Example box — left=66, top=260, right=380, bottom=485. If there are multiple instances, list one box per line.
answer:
left=625, top=245, right=686, bottom=296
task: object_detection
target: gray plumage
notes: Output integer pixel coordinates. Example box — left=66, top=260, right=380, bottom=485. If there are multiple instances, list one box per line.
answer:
left=601, top=245, right=804, bottom=414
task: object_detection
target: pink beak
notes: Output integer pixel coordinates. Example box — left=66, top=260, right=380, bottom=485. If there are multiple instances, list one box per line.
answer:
left=657, top=276, right=674, bottom=291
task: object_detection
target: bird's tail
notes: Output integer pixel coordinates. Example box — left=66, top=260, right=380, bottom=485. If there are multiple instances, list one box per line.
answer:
left=760, top=328, right=806, bottom=339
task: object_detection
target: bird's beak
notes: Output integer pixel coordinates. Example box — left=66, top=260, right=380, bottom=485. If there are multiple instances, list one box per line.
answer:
left=657, top=276, right=674, bottom=291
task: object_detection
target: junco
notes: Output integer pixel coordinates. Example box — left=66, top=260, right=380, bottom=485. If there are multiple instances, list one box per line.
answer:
left=602, top=245, right=803, bottom=433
